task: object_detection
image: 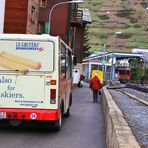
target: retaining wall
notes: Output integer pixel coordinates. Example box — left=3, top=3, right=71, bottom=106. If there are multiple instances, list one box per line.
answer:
left=102, top=87, right=141, bottom=148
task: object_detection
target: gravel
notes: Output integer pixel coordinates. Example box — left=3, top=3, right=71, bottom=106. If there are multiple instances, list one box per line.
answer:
left=108, top=89, right=148, bottom=148
left=121, top=88, right=148, bottom=102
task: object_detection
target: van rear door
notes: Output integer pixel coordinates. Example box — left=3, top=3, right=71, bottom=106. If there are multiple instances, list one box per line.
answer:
left=0, top=39, right=55, bottom=109
left=0, top=75, right=45, bottom=109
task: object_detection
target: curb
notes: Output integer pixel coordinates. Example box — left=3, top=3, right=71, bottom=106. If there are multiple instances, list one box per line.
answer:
left=102, top=87, right=141, bottom=148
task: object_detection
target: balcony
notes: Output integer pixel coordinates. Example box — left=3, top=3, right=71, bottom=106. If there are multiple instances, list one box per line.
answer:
left=70, top=9, right=83, bottom=25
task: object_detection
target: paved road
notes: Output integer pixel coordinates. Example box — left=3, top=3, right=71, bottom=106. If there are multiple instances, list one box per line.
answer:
left=0, top=83, right=106, bottom=148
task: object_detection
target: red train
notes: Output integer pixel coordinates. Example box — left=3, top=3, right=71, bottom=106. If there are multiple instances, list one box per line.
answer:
left=117, top=67, right=131, bottom=83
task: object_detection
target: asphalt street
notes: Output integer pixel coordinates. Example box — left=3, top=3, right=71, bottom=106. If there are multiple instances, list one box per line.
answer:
left=0, top=83, right=106, bottom=148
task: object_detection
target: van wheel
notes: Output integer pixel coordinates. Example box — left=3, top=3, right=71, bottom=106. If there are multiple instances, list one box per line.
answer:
left=9, top=120, right=22, bottom=127
left=65, top=108, right=70, bottom=117
left=53, top=109, right=62, bottom=131
left=69, top=93, right=72, bottom=106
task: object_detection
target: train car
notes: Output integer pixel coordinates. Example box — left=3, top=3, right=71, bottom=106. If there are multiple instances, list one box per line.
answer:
left=117, top=67, right=131, bottom=83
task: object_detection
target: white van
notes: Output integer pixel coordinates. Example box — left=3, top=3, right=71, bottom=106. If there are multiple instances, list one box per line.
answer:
left=0, top=34, right=75, bottom=131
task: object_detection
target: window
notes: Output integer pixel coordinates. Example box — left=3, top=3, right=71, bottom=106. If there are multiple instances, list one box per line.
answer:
left=60, top=44, right=66, bottom=77
left=38, top=22, right=48, bottom=34
left=39, top=0, right=47, bottom=7
left=38, top=23, right=45, bottom=34
left=91, top=64, right=99, bottom=71
left=60, top=43, right=72, bottom=80
left=31, top=6, right=36, bottom=23
left=66, top=50, right=72, bottom=79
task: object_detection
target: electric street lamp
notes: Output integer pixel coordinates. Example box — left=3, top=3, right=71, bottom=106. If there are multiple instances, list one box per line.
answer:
left=111, top=31, right=122, bottom=81
left=48, top=0, right=84, bottom=34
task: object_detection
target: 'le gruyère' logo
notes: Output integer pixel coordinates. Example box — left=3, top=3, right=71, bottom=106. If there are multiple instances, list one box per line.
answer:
left=0, top=76, right=12, bottom=83
left=16, top=42, right=44, bottom=51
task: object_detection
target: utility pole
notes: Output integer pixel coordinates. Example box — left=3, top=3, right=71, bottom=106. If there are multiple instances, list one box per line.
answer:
left=111, top=32, right=122, bottom=81
left=102, top=44, right=106, bottom=80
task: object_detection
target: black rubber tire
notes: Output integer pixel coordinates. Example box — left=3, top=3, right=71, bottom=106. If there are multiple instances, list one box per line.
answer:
left=65, top=108, right=70, bottom=117
left=53, top=109, right=62, bottom=132
left=69, top=93, right=72, bottom=106
left=9, top=120, right=22, bottom=127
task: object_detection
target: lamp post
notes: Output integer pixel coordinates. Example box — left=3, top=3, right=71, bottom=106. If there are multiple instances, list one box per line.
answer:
left=48, top=0, right=84, bottom=34
left=102, top=44, right=106, bottom=80
left=111, top=31, right=122, bottom=81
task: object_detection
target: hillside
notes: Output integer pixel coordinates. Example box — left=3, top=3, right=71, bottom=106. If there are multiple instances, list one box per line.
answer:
left=80, top=0, right=148, bottom=53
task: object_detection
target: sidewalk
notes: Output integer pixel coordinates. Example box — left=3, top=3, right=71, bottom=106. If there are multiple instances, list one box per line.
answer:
left=71, top=82, right=107, bottom=148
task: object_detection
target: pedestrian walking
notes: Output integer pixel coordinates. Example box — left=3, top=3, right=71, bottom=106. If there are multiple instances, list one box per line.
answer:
left=89, top=73, right=102, bottom=103
left=78, top=74, right=85, bottom=88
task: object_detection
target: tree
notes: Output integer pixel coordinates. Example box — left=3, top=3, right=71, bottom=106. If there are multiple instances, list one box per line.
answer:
left=130, top=59, right=144, bottom=83
left=83, top=26, right=92, bottom=58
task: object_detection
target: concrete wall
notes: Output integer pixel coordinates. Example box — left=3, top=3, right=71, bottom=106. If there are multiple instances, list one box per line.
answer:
left=0, top=0, right=5, bottom=33
left=102, top=87, right=141, bottom=148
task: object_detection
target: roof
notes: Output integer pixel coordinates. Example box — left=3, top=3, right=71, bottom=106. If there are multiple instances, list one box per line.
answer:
left=80, top=8, right=92, bottom=23
left=83, top=52, right=144, bottom=62
left=132, top=48, right=148, bottom=62
left=132, top=48, right=148, bottom=53
left=0, top=34, right=58, bottom=41
left=113, top=53, right=143, bottom=60
left=143, top=53, right=148, bottom=62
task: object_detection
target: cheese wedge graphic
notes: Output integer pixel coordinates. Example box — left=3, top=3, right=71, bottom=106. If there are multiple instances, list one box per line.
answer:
left=0, top=57, right=28, bottom=74
left=0, top=51, right=41, bottom=70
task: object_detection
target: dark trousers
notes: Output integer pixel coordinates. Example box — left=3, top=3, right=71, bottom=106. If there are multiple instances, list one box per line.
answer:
left=93, top=90, right=98, bottom=102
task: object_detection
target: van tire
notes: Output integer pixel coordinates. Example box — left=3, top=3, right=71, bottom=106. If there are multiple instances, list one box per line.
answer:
left=53, top=108, right=62, bottom=132
left=69, top=93, right=72, bottom=106
left=9, top=120, right=22, bottom=127
left=65, top=108, right=70, bottom=117
left=65, top=93, right=72, bottom=117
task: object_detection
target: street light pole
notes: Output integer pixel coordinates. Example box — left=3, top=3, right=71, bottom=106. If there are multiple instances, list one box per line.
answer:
left=48, top=0, right=84, bottom=34
left=102, top=44, right=106, bottom=80
left=111, top=31, right=122, bottom=81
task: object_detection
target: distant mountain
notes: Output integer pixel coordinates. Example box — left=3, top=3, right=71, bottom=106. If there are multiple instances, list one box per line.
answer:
left=80, top=0, right=148, bottom=52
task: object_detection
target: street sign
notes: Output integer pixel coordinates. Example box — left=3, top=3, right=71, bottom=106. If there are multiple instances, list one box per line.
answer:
left=102, top=60, right=106, bottom=65
left=109, top=58, right=116, bottom=64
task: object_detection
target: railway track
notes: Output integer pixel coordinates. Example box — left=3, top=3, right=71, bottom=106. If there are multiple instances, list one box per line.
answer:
left=126, top=84, right=148, bottom=93
left=107, top=86, right=148, bottom=148
left=116, top=89, right=148, bottom=106
left=107, top=82, right=148, bottom=105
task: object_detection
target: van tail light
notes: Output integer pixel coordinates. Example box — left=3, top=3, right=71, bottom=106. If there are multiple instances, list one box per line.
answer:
left=50, top=89, right=56, bottom=104
left=50, top=80, right=56, bottom=85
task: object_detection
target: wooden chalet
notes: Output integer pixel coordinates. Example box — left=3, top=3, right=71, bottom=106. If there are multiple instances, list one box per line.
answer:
left=4, top=0, right=39, bottom=34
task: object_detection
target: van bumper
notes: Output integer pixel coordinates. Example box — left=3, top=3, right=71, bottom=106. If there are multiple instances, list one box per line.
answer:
left=0, top=108, right=60, bottom=121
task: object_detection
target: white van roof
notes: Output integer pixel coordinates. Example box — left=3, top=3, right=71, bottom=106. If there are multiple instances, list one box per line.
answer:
left=0, top=34, right=58, bottom=42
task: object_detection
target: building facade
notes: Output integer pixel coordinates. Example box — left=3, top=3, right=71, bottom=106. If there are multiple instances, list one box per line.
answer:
left=4, top=0, right=39, bottom=34
left=38, top=0, right=70, bottom=42
left=38, top=0, right=91, bottom=63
